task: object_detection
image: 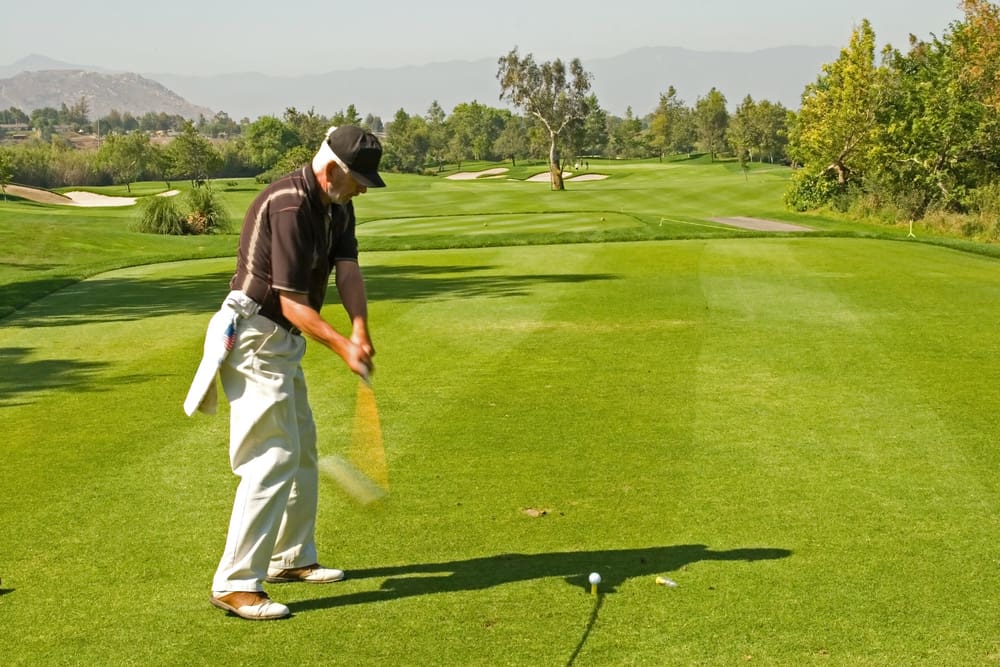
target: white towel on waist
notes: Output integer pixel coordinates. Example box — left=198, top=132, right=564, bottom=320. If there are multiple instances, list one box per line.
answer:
left=183, top=291, right=261, bottom=416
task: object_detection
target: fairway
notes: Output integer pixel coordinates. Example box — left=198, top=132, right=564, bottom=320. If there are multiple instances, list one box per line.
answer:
left=3, top=237, right=1000, bottom=665
left=358, top=211, right=640, bottom=236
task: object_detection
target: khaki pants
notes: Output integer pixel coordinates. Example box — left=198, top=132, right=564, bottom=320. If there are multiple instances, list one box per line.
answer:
left=212, top=313, right=319, bottom=593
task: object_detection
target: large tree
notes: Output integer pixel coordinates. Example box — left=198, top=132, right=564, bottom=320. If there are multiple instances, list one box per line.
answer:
left=610, top=107, right=644, bottom=159
left=331, top=105, right=363, bottom=127
left=497, top=48, right=592, bottom=190
left=788, top=19, right=887, bottom=187
left=424, top=101, right=448, bottom=170
left=97, top=131, right=155, bottom=193
left=726, top=95, right=761, bottom=162
left=754, top=100, right=790, bottom=164
left=240, top=115, right=299, bottom=172
left=577, top=94, right=609, bottom=157
left=958, top=0, right=1000, bottom=111
left=168, top=121, right=221, bottom=185
left=493, top=114, right=529, bottom=166
left=693, top=88, right=730, bottom=160
left=282, top=107, right=328, bottom=149
left=449, top=101, right=505, bottom=161
left=647, top=86, right=687, bottom=160
left=863, top=5, right=1000, bottom=217
left=383, top=109, right=429, bottom=173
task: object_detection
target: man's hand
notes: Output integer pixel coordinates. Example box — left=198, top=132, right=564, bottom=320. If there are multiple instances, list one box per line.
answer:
left=278, top=291, right=373, bottom=379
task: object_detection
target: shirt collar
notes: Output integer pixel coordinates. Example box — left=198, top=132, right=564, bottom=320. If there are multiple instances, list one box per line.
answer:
left=301, top=165, right=327, bottom=218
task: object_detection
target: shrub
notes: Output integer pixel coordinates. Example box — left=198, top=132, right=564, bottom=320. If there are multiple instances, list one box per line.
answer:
left=132, top=187, right=231, bottom=236
left=183, top=186, right=232, bottom=234
left=132, top=196, right=185, bottom=235
left=784, top=169, right=844, bottom=211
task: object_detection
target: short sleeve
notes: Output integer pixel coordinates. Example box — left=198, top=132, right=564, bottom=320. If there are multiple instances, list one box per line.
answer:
left=331, top=202, right=359, bottom=262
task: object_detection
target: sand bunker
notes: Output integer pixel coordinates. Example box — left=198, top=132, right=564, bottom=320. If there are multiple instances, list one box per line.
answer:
left=4, top=184, right=180, bottom=207
left=446, top=167, right=509, bottom=180
left=64, top=191, right=136, bottom=207
left=565, top=173, right=608, bottom=181
left=527, top=171, right=572, bottom=182
left=5, top=184, right=72, bottom=204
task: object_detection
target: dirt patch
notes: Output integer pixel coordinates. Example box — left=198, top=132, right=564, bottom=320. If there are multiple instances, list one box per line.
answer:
left=709, top=217, right=814, bottom=232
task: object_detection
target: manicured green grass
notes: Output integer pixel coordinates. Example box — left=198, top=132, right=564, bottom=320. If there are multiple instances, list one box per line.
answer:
left=3, top=160, right=1000, bottom=664
left=4, top=161, right=996, bottom=318
left=2, top=239, right=1000, bottom=665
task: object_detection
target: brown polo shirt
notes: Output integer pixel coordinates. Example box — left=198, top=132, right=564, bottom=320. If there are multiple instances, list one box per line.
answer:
left=230, top=165, right=358, bottom=331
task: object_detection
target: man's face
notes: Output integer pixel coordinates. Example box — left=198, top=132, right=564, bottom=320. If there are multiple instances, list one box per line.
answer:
left=326, top=162, right=367, bottom=205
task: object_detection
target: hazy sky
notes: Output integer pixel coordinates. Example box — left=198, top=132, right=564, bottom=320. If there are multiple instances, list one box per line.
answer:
left=1, top=0, right=965, bottom=75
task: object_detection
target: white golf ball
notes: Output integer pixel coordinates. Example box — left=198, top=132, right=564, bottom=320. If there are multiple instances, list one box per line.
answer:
left=588, top=572, right=601, bottom=585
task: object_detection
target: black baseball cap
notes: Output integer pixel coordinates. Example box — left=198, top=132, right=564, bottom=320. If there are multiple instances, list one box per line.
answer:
left=326, top=126, right=386, bottom=188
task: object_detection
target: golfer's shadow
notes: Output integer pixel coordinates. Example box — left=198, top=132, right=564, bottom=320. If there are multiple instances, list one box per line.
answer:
left=289, top=544, right=790, bottom=613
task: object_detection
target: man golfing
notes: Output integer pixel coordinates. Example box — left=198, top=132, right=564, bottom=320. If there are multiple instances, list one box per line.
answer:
left=185, top=125, right=385, bottom=620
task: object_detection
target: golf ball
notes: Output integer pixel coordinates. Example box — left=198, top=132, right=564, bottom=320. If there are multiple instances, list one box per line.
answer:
left=588, top=572, right=601, bottom=585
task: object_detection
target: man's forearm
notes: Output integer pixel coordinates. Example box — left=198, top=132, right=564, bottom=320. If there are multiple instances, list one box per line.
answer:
left=335, top=261, right=370, bottom=332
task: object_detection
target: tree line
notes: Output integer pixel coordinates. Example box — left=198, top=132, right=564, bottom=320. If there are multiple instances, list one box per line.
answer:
left=0, top=86, right=786, bottom=193
left=1, top=0, right=997, bottom=239
left=787, top=0, right=1000, bottom=238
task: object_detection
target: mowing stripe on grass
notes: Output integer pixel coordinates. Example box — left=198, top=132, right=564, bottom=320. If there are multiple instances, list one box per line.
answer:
left=3, top=239, right=1000, bottom=665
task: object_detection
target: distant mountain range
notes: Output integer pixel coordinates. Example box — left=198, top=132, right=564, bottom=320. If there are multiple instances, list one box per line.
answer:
left=0, top=47, right=839, bottom=122
left=0, top=67, right=212, bottom=120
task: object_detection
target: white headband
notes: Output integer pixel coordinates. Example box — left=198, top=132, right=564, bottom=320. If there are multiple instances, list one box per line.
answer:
left=314, top=129, right=350, bottom=173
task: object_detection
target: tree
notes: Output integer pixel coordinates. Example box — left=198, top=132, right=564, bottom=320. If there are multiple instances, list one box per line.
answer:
left=863, top=9, right=1000, bottom=217
left=424, top=101, right=449, bottom=170
left=240, top=115, right=298, bottom=172
left=97, top=132, right=154, bottom=193
left=0, top=147, right=13, bottom=201
left=755, top=100, right=790, bottom=163
left=576, top=95, right=609, bottom=157
left=383, top=109, right=429, bottom=173
left=60, top=96, right=90, bottom=129
left=331, top=105, right=363, bottom=127
left=282, top=107, right=327, bottom=149
left=202, top=110, right=241, bottom=138
left=449, top=101, right=505, bottom=161
left=362, top=114, right=384, bottom=134
left=727, top=95, right=760, bottom=163
left=30, top=107, right=60, bottom=141
left=493, top=114, right=529, bottom=166
left=610, top=106, right=644, bottom=158
left=0, top=106, right=29, bottom=125
left=788, top=20, right=887, bottom=187
left=497, top=47, right=593, bottom=190
left=648, top=86, right=686, bottom=160
left=150, top=144, right=174, bottom=189
left=168, top=121, right=221, bottom=185
left=694, top=88, right=730, bottom=160
left=957, top=0, right=1000, bottom=111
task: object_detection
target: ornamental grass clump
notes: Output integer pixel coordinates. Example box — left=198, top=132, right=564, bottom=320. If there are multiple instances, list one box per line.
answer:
left=183, top=186, right=232, bottom=235
left=132, top=187, right=231, bottom=235
left=132, top=195, right=185, bottom=235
